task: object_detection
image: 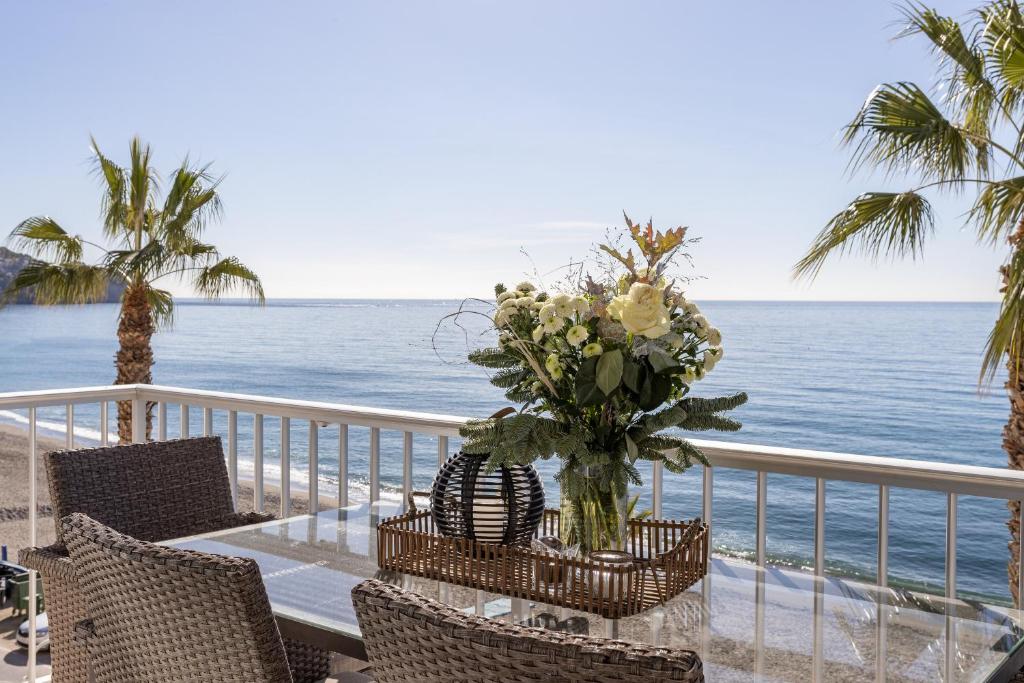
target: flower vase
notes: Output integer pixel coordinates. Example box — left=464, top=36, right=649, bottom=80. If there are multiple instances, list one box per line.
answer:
left=558, top=463, right=628, bottom=555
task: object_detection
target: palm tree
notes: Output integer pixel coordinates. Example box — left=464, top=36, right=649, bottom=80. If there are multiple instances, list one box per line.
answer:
left=794, top=0, right=1024, bottom=605
left=2, top=136, right=264, bottom=442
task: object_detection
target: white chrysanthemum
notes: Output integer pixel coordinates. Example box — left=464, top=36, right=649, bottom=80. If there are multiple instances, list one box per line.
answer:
left=497, top=291, right=515, bottom=304
left=531, top=380, right=544, bottom=394
left=545, top=353, right=561, bottom=373
left=516, top=281, right=537, bottom=292
left=493, top=310, right=509, bottom=327
left=582, top=342, right=603, bottom=358
left=539, top=303, right=558, bottom=323
left=543, top=317, right=565, bottom=333
left=683, top=301, right=699, bottom=315
left=663, top=333, right=684, bottom=350
left=707, top=327, right=722, bottom=346
left=574, top=297, right=591, bottom=318
left=692, top=314, right=708, bottom=332
left=549, top=364, right=564, bottom=380
left=566, top=325, right=588, bottom=346
left=683, top=366, right=697, bottom=383
left=532, top=325, right=544, bottom=343
left=530, top=300, right=545, bottom=312
left=500, top=298, right=519, bottom=311
left=515, top=296, right=535, bottom=308
left=551, top=293, right=575, bottom=318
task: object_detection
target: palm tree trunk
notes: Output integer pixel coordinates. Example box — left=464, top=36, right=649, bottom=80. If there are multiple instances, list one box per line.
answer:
left=115, top=282, right=154, bottom=443
left=1006, top=350, right=1024, bottom=607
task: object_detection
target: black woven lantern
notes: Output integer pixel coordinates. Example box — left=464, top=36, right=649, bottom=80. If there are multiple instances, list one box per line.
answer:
left=430, top=451, right=545, bottom=546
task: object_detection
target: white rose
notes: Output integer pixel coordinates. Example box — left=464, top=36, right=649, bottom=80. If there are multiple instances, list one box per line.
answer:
left=707, top=327, right=722, bottom=346
left=582, top=342, right=603, bottom=358
left=532, top=325, right=544, bottom=343
left=566, top=325, right=589, bottom=346
left=606, top=282, right=672, bottom=339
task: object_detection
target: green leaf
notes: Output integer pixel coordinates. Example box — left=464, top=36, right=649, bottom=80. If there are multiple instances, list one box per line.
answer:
left=622, top=359, right=645, bottom=393
left=574, top=356, right=605, bottom=407
left=637, top=373, right=672, bottom=411
left=625, top=431, right=639, bottom=463
left=596, top=348, right=623, bottom=395
left=647, top=347, right=676, bottom=374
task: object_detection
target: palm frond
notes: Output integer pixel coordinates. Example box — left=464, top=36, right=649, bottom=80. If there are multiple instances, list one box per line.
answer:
left=981, top=0, right=1024, bottom=111
left=194, top=256, right=265, bottom=302
left=158, top=163, right=223, bottom=246
left=898, top=1, right=997, bottom=146
left=969, top=175, right=1024, bottom=243
left=794, top=191, right=935, bottom=279
left=844, top=82, right=988, bottom=180
left=90, top=136, right=130, bottom=241
left=146, top=286, right=175, bottom=329
left=984, top=245, right=1024, bottom=381
left=1, top=260, right=109, bottom=306
left=127, top=136, right=157, bottom=243
left=10, top=217, right=84, bottom=263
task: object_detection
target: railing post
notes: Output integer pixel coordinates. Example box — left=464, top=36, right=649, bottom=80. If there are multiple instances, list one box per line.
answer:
left=131, top=395, right=146, bottom=444
left=702, top=465, right=713, bottom=561
left=254, top=414, right=264, bottom=512
left=814, top=478, right=825, bottom=577
left=877, top=485, right=888, bottom=588
left=652, top=461, right=663, bottom=520
left=308, top=421, right=319, bottom=515
left=370, top=427, right=380, bottom=504
left=203, top=407, right=213, bottom=437
left=280, top=417, right=291, bottom=517
left=946, top=492, right=957, bottom=599
left=1019, top=500, right=1024, bottom=610
left=157, top=402, right=167, bottom=442
left=180, top=404, right=189, bottom=439
left=438, top=435, right=448, bottom=469
left=228, top=410, right=238, bottom=508
left=27, top=407, right=37, bottom=681
left=338, top=424, right=349, bottom=508
left=756, top=470, right=767, bottom=567
left=403, top=431, right=413, bottom=502
left=65, top=403, right=74, bottom=449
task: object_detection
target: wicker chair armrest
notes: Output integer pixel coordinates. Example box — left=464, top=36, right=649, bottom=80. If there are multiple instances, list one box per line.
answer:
left=222, top=511, right=276, bottom=528
left=19, top=544, right=75, bottom=580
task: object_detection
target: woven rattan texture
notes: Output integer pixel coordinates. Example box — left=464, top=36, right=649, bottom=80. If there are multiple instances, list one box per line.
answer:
left=351, top=578, right=703, bottom=682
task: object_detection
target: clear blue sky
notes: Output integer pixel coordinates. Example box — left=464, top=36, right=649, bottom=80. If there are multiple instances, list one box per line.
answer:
left=0, top=0, right=999, bottom=300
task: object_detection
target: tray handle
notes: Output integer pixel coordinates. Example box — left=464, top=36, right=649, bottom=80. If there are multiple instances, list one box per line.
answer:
left=407, top=490, right=432, bottom=512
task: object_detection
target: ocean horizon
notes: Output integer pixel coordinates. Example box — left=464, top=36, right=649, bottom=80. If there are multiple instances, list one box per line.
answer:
left=0, top=298, right=1013, bottom=603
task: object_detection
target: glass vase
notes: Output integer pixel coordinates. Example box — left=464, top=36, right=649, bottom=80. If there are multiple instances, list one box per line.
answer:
left=559, top=463, right=628, bottom=555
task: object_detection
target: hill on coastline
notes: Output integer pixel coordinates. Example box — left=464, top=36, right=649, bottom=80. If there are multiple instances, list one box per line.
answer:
left=0, top=247, right=124, bottom=304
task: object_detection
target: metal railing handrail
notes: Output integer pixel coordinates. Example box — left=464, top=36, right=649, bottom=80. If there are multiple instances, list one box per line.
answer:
left=4, top=382, right=1024, bottom=683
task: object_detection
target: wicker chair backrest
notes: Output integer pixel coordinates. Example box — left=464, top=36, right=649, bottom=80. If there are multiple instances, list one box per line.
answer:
left=351, top=579, right=704, bottom=683
left=63, top=512, right=293, bottom=683
left=46, top=436, right=235, bottom=545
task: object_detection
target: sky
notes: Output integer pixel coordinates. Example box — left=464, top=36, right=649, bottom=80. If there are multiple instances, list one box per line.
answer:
left=0, top=0, right=1004, bottom=301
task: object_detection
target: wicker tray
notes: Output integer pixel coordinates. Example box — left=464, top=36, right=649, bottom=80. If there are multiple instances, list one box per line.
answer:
left=377, top=498, right=708, bottom=619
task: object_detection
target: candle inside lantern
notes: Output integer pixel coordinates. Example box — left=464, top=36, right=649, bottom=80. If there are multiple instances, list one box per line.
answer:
left=471, top=495, right=506, bottom=543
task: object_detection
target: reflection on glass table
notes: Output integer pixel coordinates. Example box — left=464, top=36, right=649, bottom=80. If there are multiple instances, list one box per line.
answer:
left=166, top=503, right=1024, bottom=682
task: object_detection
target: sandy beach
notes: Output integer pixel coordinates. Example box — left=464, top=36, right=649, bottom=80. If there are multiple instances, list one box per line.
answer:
left=0, top=424, right=332, bottom=558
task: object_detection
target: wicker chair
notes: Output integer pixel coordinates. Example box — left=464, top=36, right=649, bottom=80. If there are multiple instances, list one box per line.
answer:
left=62, top=513, right=370, bottom=683
left=19, top=436, right=329, bottom=683
left=351, top=579, right=704, bottom=682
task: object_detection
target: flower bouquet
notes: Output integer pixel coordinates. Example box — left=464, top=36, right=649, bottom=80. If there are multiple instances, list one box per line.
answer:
left=459, top=215, right=747, bottom=554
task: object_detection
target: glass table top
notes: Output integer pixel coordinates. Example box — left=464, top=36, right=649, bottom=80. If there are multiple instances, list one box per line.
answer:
left=167, top=503, right=1024, bottom=682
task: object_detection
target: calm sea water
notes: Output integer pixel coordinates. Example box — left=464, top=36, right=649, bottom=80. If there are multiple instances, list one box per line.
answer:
left=0, top=300, right=1011, bottom=602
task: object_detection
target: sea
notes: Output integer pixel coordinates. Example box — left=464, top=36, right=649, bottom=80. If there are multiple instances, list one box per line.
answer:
left=0, top=300, right=1012, bottom=604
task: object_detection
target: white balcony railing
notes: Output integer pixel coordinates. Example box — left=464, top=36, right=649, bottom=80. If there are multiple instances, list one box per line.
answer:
left=4, top=383, right=1024, bottom=682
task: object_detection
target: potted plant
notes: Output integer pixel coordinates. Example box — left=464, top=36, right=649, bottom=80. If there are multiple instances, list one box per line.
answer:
left=459, top=215, right=747, bottom=553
